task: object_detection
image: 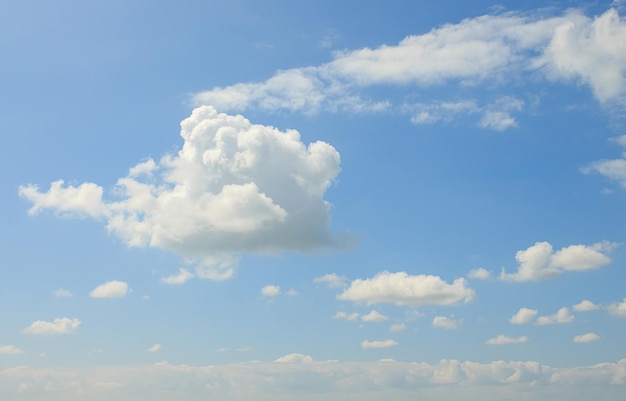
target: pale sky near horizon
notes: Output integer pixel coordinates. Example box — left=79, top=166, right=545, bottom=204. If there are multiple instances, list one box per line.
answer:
left=1, top=0, right=626, bottom=400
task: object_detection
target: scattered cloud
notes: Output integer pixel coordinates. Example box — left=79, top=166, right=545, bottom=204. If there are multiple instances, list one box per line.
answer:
left=261, top=285, right=281, bottom=297
left=573, top=300, right=600, bottom=312
left=314, top=273, right=349, bottom=288
left=361, top=339, right=398, bottom=349
left=237, top=347, right=251, bottom=352
left=338, top=271, right=475, bottom=306
left=147, top=344, right=162, bottom=353
left=582, top=135, right=626, bottom=188
left=286, top=289, right=297, bottom=296
left=23, top=317, right=81, bottom=335
left=161, top=268, right=194, bottom=285
left=273, top=353, right=313, bottom=363
left=333, top=311, right=360, bottom=321
left=573, top=333, right=600, bottom=343
left=536, top=307, right=575, bottom=325
left=432, top=316, right=461, bottom=330
left=607, top=298, right=626, bottom=317
left=0, top=345, right=24, bottom=355
left=468, top=268, right=491, bottom=280
left=53, top=288, right=72, bottom=298
left=361, top=310, right=388, bottom=322
left=485, top=335, right=529, bottom=345
left=20, top=107, right=346, bottom=280
left=500, top=241, right=613, bottom=282
left=509, top=308, right=539, bottom=324
left=89, top=280, right=129, bottom=298
left=389, top=323, right=406, bottom=332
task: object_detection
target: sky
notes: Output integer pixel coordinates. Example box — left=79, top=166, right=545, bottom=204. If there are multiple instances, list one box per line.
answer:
left=1, top=0, right=626, bottom=399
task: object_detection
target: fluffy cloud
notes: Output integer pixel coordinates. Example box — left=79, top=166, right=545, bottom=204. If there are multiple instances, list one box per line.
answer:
left=432, top=316, right=461, bottom=330
left=23, top=317, right=81, bottom=335
left=583, top=135, right=626, bottom=187
left=500, top=241, right=613, bottom=282
left=53, top=288, right=72, bottom=298
left=20, top=107, right=345, bottom=280
left=389, top=323, right=406, bottom=332
left=333, top=311, right=360, bottom=321
left=536, top=307, right=575, bottom=325
left=361, top=310, right=388, bottom=322
left=89, top=281, right=129, bottom=298
left=467, top=267, right=491, bottom=280
left=0, top=345, right=24, bottom=355
left=573, top=300, right=600, bottom=312
left=361, top=339, right=398, bottom=349
left=337, top=271, right=474, bottom=306
left=485, top=335, right=529, bottom=345
left=509, top=308, right=539, bottom=324
left=573, top=333, right=600, bottom=343
left=147, top=344, right=162, bottom=353
left=161, top=269, right=195, bottom=285
left=2, top=358, right=624, bottom=400
left=314, top=273, right=349, bottom=288
left=607, top=298, right=626, bottom=317
left=192, top=9, right=626, bottom=122
left=273, top=353, right=313, bottom=363
left=261, top=285, right=281, bottom=297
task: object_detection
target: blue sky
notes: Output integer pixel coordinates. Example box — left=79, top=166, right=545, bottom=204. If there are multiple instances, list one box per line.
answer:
left=1, top=0, right=626, bottom=399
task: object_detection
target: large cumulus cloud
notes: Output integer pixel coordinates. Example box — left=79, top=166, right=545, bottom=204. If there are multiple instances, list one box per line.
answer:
left=19, top=106, right=346, bottom=279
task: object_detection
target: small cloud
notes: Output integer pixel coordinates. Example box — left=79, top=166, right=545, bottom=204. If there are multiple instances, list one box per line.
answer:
left=607, top=298, right=626, bottom=317
left=273, top=353, right=313, bottom=363
left=536, top=307, right=575, bottom=325
left=261, top=285, right=281, bottom=297
left=468, top=268, right=491, bottom=280
left=286, top=289, right=298, bottom=296
left=361, top=310, right=388, bottom=322
left=333, top=311, right=360, bottom=321
left=573, top=333, right=600, bottom=343
left=509, top=308, right=538, bottom=324
left=53, top=288, right=72, bottom=298
left=314, top=273, right=348, bottom=288
left=389, top=323, right=406, bottom=332
left=237, top=346, right=251, bottom=352
left=161, top=268, right=194, bottom=285
left=485, top=335, right=529, bottom=345
left=89, top=280, right=129, bottom=298
left=361, top=339, right=398, bottom=349
left=432, top=316, right=461, bottom=330
left=216, top=347, right=229, bottom=352
left=147, top=344, right=162, bottom=353
left=0, top=345, right=24, bottom=355
left=573, top=300, right=599, bottom=312
left=23, top=317, right=81, bottom=335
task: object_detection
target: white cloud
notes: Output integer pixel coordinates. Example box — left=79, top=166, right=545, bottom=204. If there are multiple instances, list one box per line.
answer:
left=583, top=135, right=626, bottom=187
left=273, top=353, right=313, bottom=363
left=573, top=333, right=600, bottom=343
left=286, top=289, right=297, bottom=296
left=261, top=285, right=281, bottom=297
left=509, top=308, right=539, bottom=324
left=20, top=107, right=345, bottom=280
left=333, top=311, right=360, bottom=321
left=500, top=241, right=613, bottom=282
left=147, top=344, right=162, bottom=353
left=161, top=269, right=194, bottom=285
left=432, top=316, right=461, bottom=330
left=314, top=273, right=349, bottom=288
left=89, top=280, right=129, bottom=298
left=468, top=268, right=491, bottom=280
left=191, top=9, right=626, bottom=124
left=361, top=310, right=388, bottom=322
left=53, top=288, right=72, bottom=298
left=389, top=323, right=406, bottom=332
left=573, top=300, right=600, bottom=312
left=361, top=339, right=398, bottom=349
left=485, top=335, right=529, bottom=345
left=23, top=317, right=81, bottom=335
left=536, top=307, right=575, bottom=325
left=607, top=298, right=626, bottom=317
left=0, top=345, right=24, bottom=355
left=338, top=271, right=475, bottom=306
